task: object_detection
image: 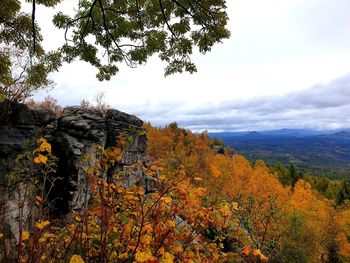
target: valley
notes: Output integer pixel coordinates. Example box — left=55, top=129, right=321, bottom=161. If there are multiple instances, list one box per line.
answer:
left=210, top=129, right=350, bottom=180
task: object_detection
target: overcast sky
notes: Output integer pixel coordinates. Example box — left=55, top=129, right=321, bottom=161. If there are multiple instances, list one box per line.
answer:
left=31, top=0, right=350, bottom=132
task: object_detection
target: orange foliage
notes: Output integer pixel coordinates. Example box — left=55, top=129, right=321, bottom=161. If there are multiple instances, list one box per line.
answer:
left=3, top=123, right=350, bottom=263
left=26, top=96, right=63, bottom=117
left=145, top=123, right=350, bottom=262
left=9, top=137, right=233, bottom=262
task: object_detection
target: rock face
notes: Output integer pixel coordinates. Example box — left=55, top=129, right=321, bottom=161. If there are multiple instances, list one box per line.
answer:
left=0, top=103, right=149, bottom=217
left=106, top=109, right=147, bottom=163
left=50, top=107, right=108, bottom=214
left=0, top=103, right=56, bottom=185
left=0, top=103, right=57, bottom=245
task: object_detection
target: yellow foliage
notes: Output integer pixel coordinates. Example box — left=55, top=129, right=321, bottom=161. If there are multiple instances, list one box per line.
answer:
left=195, top=187, right=206, bottom=197
left=37, top=139, right=51, bottom=153
left=143, top=224, right=153, bottom=234
left=172, top=245, right=183, bottom=254
left=135, top=251, right=155, bottom=262
left=209, top=163, right=221, bottom=178
left=73, top=215, right=82, bottom=222
left=260, top=253, right=268, bottom=262
left=232, top=202, right=239, bottom=210
left=34, top=153, right=48, bottom=164
left=160, top=252, right=175, bottom=263
left=160, top=196, right=172, bottom=203
left=21, top=231, right=30, bottom=241
left=333, top=208, right=350, bottom=260
left=158, top=247, right=165, bottom=256
left=70, top=255, right=84, bottom=263
left=36, top=220, right=50, bottom=230
left=165, top=220, right=176, bottom=228
left=17, top=123, right=348, bottom=263
left=141, top=235, right=152, bottom=245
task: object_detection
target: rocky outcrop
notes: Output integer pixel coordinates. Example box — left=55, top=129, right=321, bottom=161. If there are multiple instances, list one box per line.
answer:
left=0, top=103, right=57, bottom=246
left=50, top=107, right=108, bottom=214
left=0, top=103, right=56, bottom=185
left=0, top=103, right=149, bottom=217
left=106, top=109, right=147, bottom=163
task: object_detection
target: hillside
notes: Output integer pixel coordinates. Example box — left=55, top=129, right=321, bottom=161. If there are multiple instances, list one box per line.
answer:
left=210, top=130, right=350, bottom=180
left=3, top=114, right=350, bottom=262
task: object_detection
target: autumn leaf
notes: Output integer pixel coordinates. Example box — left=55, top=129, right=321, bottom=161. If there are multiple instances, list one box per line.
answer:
left=195, top=187, right=206, bottom=197
left=136, top=187, right=144, bottom=196
left=21, top=231, right=30, bottom=241
left=166, top=220, right=176, bottom=228
left=158, top=247, right=165, bottom=256
left=141, top=235, right=152, bottom=245
left=70, top=255, right=84, bottom=263
left=161, top=196, right=172, bottom=203
left=124, top=220, right=133, bottom=236
left=143, top=224, right=153, bottom=234
left=73, top=215, right=82, bottom=222
left=39, top=141, right=51, bottom=153
left=242, top=245, right=251, bottom=256
left=34, top=138, right=52, bottom=153
left=172, top=246, right=183, bottom=254
left=149, top=165, right=158, bottom=171
left=209, top=163, right=221, bottom=178
left=36, top=220, right=50, bottom=230
left=34, top=154, right=48, bottom=164
left=135, top=251, right=155, bottom=262
left=159, top=175, right=167, bottom=181
left=160, top=252, right=174, bottom=263
left=232, top=202, right=239, bottom=210
left=260, top=254, right=268, bottom=262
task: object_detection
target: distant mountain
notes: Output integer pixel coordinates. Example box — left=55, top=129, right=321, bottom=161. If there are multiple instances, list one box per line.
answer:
left=209, top=131, right=251, bottom=138
left=209, top=129, right=333, bottom=139
left=260, top=129, right=332, bottom=137
left=319, top=131, right=350, bottom=140
left=246, top=131, right=264, bottom=137
left=209, top=129, right=350, bottom=180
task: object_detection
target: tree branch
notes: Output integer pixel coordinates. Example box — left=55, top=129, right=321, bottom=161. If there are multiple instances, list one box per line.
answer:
left=98, top=0, right=135, bottom=67
left=32, top=0, right=36, bottom=54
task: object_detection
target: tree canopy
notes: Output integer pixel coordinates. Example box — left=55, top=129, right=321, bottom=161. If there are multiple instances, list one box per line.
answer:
left=0, top=0, right=230, bottom=99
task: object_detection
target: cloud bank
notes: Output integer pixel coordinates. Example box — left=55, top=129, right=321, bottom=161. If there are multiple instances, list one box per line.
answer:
left=130, top=73, right=350, bottom=132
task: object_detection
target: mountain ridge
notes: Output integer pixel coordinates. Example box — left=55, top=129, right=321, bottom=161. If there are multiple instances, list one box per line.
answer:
left=209, top=129, right=350, bottom=180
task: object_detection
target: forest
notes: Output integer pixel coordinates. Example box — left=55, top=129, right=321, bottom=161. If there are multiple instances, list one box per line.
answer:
left=210, top=131, right=350, bottom=180
left=1, top=117, right=350, bottom=262
left=1, top=0, right=350, bottom=262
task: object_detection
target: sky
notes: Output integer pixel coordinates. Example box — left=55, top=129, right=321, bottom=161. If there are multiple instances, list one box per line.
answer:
left=30, top=0, right=350, bottom=132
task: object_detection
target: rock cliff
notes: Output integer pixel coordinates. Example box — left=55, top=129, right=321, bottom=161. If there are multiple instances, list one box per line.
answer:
left=0, top=103, right=149, bottom=218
